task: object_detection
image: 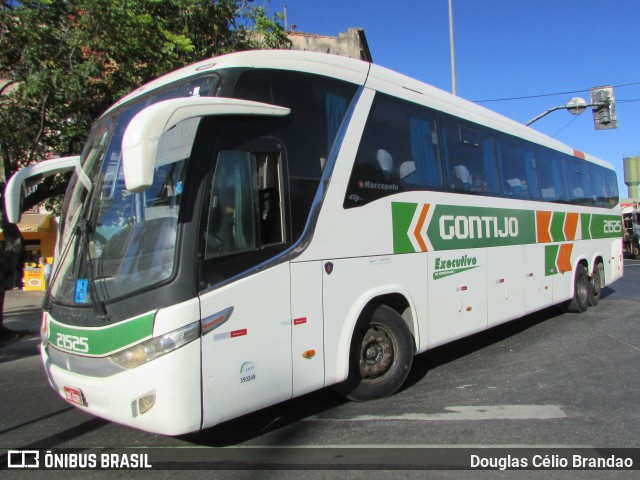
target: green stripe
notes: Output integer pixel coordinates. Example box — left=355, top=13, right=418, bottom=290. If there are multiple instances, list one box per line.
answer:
left=581, top=214, right=592, bottom=240
left=48, top=312, right=155, bottom=357
left=392, top=202, right=418, bottom=254
left=587, top=214, right=623, bottom=239
left=545, top=245, right=559, bottom=276
left=392, top=202, right=621, bottom=253
left=550, top=212, right=566, bottom=242
left=426, top=205, right=536, bottom=251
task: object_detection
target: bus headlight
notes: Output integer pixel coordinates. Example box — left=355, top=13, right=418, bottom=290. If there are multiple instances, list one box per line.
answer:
left=109, top=322, right=200, bottom=369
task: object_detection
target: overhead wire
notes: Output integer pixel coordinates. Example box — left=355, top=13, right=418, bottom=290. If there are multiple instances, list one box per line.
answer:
left=551, top=115, right=580, bottom=138
left=474, top=81, right=640, bottom=103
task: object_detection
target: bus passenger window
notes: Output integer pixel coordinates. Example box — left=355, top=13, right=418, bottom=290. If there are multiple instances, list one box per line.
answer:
left=344, top=93, right=443, bottom=208
left=496, top=134, right=539, bottom=199
left=441, top=118, right=499, bottom=195
left=566, top=157, right=592, bottom=205
left=604, top=168, right=619, bottom=207
left=536, top=147, right=568, bottom=202
left=589, top=162, right=618, bottom=208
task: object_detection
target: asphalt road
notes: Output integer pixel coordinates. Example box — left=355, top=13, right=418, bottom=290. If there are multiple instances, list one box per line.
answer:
left=1, top=260, right=639, bottom=479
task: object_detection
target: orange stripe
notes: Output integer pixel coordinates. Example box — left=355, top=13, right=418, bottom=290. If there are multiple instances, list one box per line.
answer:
left=564, top=212, right=579, bottom=241
left=414, top=204, right=430, bottom=252
left=536, top=210, right=552, bottom=243
left=557, top=243, right=573, bottom=274
left=573, top=149, right=585, bottom=160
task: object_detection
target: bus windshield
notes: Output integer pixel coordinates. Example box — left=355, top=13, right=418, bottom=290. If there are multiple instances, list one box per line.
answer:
left=50, top=76, right=218, bottom=306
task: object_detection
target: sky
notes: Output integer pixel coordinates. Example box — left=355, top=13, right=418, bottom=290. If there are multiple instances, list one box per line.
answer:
left=263, top=0, right=640, bottom=198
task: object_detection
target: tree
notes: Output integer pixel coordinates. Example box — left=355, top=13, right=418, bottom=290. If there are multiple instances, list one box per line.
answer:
left=0, top=0, right=290, bottom=343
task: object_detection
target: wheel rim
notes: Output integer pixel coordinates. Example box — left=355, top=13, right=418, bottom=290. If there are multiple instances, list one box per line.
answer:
left=358, top=325, right=396, bottom=380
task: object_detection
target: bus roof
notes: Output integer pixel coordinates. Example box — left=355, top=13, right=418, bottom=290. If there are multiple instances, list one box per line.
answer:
left=105, top=49, right=614, bottom=171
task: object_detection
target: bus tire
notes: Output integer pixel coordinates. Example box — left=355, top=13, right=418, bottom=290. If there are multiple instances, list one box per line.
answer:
left=589, top=263, right=604, bottom=307
left=632, top=236, right=640, bottom=258
left=335, top=304, right=414, bottom=402
left=567, top=264, right=589, bottom=313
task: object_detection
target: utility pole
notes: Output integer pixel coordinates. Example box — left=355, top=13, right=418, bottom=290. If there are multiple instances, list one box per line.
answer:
left=448, top=0, right=457, bottom=96
left=283, top=4, right=288, bottom=32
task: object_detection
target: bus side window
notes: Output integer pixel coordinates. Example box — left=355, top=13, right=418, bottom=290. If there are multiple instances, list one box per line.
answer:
left=203, top=150, right=285, bottom=260
left=589, top=162, right=618, bottom=208
left=204, top=151, right=257, bottom=258
left=565, top=157, right=593, bottom=205
left=344, top=93, right=443, bottom=208
left=604, top=168, right=619, bottom=207
left=496, top=134, right=539, bottom=199
left=537, top=147, right=568, bottom=203
left=441, top=117, right=499, bottom=195
left=198, top=146, right=288, bottom=289
left=256, top=152, right=285, bottom=246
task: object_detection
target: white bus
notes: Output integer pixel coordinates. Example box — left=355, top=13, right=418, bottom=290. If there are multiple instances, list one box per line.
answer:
left=6, top=50, right=623, bottom=435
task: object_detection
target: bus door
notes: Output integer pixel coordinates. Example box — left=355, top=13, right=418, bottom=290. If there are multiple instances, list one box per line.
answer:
left=290, top=261, right=325, bottom=397
left=198, top=145, right=293, bottom=428
left=199, top=264, right=292, bottom=428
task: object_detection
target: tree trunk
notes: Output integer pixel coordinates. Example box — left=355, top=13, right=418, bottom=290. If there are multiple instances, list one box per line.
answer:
left=0, top=218, right=25, bottom=337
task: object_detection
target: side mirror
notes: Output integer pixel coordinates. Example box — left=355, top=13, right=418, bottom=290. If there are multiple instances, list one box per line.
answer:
left=4, top=156, right=80, bottom=224
left=121, top=97, right=290, bottom=192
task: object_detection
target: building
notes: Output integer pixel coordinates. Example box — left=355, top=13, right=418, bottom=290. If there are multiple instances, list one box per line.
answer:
left=287, top=27, right=372, bottom=62
left=0, top=207, right=56, bottom=290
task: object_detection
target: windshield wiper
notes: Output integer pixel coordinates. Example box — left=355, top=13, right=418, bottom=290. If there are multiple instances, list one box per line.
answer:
left=42, top=221, right=109, bottom=321
left=78, top=220, right=109, bottom=321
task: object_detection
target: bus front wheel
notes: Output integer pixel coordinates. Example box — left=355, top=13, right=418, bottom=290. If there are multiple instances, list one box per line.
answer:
left=335, top=304, right=414, bottom=402
left=567, top=264, right=590, bottom=313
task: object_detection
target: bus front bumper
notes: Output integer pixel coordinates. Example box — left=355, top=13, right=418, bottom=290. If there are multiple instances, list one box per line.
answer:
left=41, top=340, right=202, bottom=436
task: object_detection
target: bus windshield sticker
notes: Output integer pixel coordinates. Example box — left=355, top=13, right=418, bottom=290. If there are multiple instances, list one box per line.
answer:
left=74, top=279, right=89, bottom=304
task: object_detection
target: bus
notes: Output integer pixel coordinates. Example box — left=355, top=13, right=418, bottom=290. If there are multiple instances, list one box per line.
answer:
left=622, top=204, right=640, bottom=258
left=5, top=50, right=623, bottom=435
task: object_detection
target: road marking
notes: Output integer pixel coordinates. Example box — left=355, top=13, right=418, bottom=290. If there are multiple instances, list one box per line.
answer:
left=593, top=326, right=640, bottom=353
left=306, top=405, right=566, bottom=422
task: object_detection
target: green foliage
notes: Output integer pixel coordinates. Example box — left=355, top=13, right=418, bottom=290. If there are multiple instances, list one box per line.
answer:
left=0, top=0, right=290, bottom=216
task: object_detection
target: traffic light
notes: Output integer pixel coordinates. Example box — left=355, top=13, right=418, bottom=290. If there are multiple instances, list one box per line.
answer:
left=590, top=85, right=617, bottom=130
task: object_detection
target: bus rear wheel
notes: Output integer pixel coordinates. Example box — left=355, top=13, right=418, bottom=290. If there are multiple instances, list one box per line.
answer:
left=632, top=237, right=640, bottom=259
left=335, top=304, right=414, bottom=402
left=567, top=264, right=589, bottom=313
left=589, top=263, right=604, bottom=307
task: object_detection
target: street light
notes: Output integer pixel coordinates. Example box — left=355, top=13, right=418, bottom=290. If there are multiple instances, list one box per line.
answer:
left=525, top=97, right=587, bottom=126
left=525, top=88, right=617, bottom=129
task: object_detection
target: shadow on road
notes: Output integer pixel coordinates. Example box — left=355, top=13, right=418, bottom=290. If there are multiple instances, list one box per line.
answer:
left=184, top=387, right=348, bottom=447
left=0, top=335, right=41, bottom=364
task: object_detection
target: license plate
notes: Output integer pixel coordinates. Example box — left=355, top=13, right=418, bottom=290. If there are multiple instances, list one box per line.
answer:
left=63, top=386, right=87, bottom=407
